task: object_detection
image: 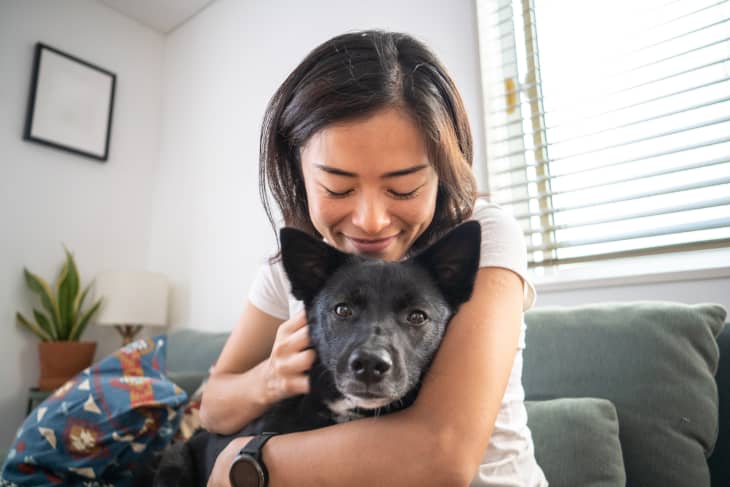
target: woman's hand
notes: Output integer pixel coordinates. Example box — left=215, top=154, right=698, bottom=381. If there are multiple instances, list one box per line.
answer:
left=200, top=306, right=314, bottom=435
left=262, top=310, right=316, bottom=404
left=207, top=436, right=253, bottom=487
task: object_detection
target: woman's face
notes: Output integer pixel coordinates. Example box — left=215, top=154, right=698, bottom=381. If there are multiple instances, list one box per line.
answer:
left=300, top=107, right=439, bottom=261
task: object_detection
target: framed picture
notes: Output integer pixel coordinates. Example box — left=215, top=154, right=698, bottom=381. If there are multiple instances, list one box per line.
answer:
left=23, top=43, right=116, bottom=162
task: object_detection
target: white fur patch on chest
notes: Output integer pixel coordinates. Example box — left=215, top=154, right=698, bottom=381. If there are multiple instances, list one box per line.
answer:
left=324, top=395, right=390, bottom=423
left=324, top=398, right=363, bottom=423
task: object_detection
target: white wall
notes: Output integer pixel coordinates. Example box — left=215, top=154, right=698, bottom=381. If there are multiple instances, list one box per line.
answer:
left=148, top=0, right=487, bottom=332
left=0, top=0, right=164, bottom=449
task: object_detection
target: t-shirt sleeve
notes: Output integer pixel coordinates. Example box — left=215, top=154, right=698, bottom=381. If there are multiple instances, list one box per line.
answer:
left=248, top=259, right=291, bottom=320
left=470, top=200, right=537, bottom=310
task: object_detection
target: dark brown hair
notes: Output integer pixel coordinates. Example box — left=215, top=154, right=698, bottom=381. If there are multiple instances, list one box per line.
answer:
left=259, top=30, right=476, bottom=257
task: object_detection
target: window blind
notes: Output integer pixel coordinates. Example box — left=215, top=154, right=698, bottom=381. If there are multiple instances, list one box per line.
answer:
left=476, top=0, right=730, bottom=268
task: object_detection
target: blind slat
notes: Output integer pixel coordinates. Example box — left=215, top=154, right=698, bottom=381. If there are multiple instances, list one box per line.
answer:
left=491, top=114, right=730, bottom=164
left=493, top=135, right=730, bottom=177
left=511, top=177, right=730, bottom=221
left=498, top=153, right=730, bottom=192
left=498, top=157, right=730, bottom=207
left=490, top=94, right=730, bottom=149
left=487, top=56, right=730, bottom=117
left=486, top=76, right=730, bottom=132
left=527, top=218, right=730, bottom=253
left=523, top=197, right=730, bottom=235
left=528, top=239, right=730, bottom=267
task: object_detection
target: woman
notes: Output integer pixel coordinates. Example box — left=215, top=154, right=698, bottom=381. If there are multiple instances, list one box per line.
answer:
left=200, top=30, right=547, bottom=487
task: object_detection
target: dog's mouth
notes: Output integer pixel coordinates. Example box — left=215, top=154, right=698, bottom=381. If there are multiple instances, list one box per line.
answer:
left=335, top=380, right=404, bottom=410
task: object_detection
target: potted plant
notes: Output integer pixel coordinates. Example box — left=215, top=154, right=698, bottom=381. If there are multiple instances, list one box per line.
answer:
left=16, top=247, right=103, bottom=390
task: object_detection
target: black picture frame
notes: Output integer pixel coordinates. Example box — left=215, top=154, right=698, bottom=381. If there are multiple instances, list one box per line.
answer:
left=23, top=43, right=116, bottom=162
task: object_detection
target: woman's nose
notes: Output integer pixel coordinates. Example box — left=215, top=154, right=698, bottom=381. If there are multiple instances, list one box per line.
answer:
left=351, top=194, right=391, bottom=235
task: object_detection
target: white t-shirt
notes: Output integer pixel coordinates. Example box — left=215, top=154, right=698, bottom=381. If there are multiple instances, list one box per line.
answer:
left=249, top=199, right=548, bottom=486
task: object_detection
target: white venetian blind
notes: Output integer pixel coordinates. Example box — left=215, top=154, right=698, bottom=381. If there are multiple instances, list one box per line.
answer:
left=476, top=0, right=730, bottom=268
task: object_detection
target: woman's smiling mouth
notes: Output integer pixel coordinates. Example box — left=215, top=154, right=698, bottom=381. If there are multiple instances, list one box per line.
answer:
left=345, top=235, right=398, bottom=254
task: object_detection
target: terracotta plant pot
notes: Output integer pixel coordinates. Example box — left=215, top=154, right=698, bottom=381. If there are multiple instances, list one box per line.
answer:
left=37, top=341, right=97, bottom=391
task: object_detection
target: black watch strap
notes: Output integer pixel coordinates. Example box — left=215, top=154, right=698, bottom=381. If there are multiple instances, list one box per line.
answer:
left=240, top=431, right=278, bottom=461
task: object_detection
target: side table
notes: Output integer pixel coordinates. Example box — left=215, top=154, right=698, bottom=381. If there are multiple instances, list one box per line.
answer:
left=26, top=388, right=52, bottom=415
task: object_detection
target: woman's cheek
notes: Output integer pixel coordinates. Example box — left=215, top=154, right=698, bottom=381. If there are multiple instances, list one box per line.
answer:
left=310, top=195, right=348, bottom=228
left=399, top=194, right=436, bottom=227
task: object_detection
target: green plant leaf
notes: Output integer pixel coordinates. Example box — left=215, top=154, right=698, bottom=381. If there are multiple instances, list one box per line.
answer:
left=57, top=247, right=80, bottom=340
left=73, top=283, right=92, bottom=324
left=23, top=268, right=60, bottom=340
left=55, top=262, right=70, bottom=339
left=16, top=312, right=52, bottom=341
left=32, top=308, right=54, bottom=336
left=69, top=298, right=102, bottom=341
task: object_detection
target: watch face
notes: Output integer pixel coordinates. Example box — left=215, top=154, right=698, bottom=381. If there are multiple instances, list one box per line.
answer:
left=230, top=455, right=265, bottom=487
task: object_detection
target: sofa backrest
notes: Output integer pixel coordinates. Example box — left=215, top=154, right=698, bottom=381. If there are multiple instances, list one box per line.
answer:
left=166, top=328, right=229, bottom=396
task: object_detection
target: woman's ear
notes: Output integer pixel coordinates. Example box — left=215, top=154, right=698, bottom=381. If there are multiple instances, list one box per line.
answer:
left=280, top=228, right=348, bottom=306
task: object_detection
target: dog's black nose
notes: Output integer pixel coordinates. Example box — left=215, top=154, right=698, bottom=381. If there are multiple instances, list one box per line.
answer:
left=349, top=349, right=392, bottom=384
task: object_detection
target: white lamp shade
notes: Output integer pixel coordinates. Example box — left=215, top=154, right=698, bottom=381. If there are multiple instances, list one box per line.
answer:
left=94, top=271, right=169, bottom=327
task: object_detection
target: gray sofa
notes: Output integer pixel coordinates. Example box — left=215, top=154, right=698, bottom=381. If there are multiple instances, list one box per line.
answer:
left=167, top=301, right=728, bottom=486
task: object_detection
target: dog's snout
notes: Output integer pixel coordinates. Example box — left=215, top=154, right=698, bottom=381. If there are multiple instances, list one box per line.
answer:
left=348, top=349, right=392, bottom=384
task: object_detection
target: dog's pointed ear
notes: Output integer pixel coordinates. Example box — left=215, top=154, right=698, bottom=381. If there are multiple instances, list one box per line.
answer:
left=412, top=221, right=481, bottom=308
left=280, top=228, right=348, bottom=305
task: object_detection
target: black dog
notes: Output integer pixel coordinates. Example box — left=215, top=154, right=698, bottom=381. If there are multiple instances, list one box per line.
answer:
left=150, top=221, right=481, bottom=486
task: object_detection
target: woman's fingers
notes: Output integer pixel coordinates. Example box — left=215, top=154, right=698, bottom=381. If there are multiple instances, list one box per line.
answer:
left=272, top=311, right=311, bottom=357
left=276, top=346, right=317, bottom=376
left=287, top=321, right=312, bottom=350
left=291, top=347, right=317, bottom=372
left=278, top=310, right=307, bottom=334
left=266, top=310, right=317, bottom=399
left=280, top=367, right=312, bottom=395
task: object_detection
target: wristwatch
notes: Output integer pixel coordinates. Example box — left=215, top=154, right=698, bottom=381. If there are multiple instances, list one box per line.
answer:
left=229, top=432, right=278, bottom=487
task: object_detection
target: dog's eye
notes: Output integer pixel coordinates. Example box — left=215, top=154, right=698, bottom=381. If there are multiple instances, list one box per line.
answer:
left=407, top=310, right=428, bottom=325
left=334, top=303, right=352, bottom=318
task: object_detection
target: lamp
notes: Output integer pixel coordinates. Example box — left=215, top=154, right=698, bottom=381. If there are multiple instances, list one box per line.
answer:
left=94, top=271, right=169, bottom=345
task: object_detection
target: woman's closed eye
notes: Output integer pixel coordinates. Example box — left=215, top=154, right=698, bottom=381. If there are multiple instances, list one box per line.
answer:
left=322, top=186, right=354, bottom=198
left=321, top=183, right=425, bottom=199
left=388, top=184, right=425, bottom=200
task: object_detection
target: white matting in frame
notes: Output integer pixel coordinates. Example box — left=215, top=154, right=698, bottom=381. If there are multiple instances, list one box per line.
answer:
left=23, top=43, right=116, bottom=161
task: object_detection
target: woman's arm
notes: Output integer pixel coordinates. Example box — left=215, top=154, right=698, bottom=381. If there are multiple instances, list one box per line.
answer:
left=199, top=302, right=314, bottom=434
left=229, top=266, right=524, bottom=487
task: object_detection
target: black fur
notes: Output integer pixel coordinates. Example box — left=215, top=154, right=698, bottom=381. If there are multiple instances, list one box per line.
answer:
left=152, top=221, right=481, bottom=486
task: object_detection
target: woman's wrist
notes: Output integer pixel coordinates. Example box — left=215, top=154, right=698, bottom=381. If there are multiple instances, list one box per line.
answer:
left=208, top=435, right=254, bottom=487
left=201, top=363, right=276, bottom=434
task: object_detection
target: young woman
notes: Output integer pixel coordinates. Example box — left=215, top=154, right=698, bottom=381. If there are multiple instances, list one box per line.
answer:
left=199, top=30, right=547, bottom=487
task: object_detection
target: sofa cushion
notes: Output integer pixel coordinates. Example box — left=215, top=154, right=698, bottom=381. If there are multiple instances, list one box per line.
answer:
left=526, top=398, right=625, bottom=486
left=524, top=302, right=726, bottom=487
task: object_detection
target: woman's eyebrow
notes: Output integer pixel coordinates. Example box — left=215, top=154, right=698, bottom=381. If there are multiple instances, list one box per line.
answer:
left=315, top=163, right=428, bottom=179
